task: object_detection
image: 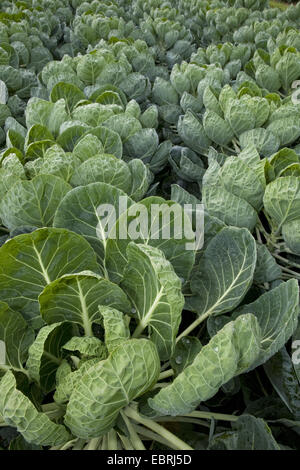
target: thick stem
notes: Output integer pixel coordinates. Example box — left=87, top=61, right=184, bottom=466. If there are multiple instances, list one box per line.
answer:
left=101, top=434, right=107, bottom=450
left=118, top=433, right=134, bottom=450
left=132, top=321, right=146, bottom=339
left=124, top=406, right=193, bottom=451
left=280, top=265, right=300, bottom=278
left=155, top=416, right=210, bottom=428
left=131, top=424, right=180, bottom=450
left=158, top=369, right=174, bottom=381
left=107, top=429, right=118, bottom=450
left=85, top=437, right=102, bottom=450
left=176, top=310, right=211, bottom=341
left=186, top=410, right=239, bottom=422
left=120, top=409, right=146, bottom=450
left=273, top=252, right=300, bottom=270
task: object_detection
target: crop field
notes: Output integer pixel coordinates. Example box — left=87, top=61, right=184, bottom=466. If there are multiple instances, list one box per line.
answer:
left=0, top=0, right=299, bottom=452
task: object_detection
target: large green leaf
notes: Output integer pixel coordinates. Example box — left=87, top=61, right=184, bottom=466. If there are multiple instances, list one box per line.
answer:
left=0, top=228, right=99, bottom=328
left=100, top=306, right=130, bottom=353
left=64, top=339, right=160, bottom=438
left=202, top=184, right=258, bottom=231
left=39, top=271, right=131, bottom=335
left=170, top=336, right=202, bottom=376
left=79, top=126, right=123, bottom=158
left=149, top=314, right=261, bottom=415
left=187, top=227, right=256, bottom=318
left=235, top=279, right=299, bottom=367
left=50, top=82, right=86, bottom=113
left=26, top=322, right=73, bottom=393
left=220, top=157, right=265, bottom=211
left=0, top=175, right=71, bottom=231
left=254, top=243, right=282, bottom=283
left=0, top=301, right=34, bottom=375
left=210, top=415, right=280, bottom=450
left=282, top=219, right=300, bottom=255
left=0, top=370, right=70, bottom=446
left=264, top=347, right=300, bottom=420
left=121, top=243, right=184, bottom=360
left=53, top=182, right=134, bottom=271
left=25, top=98, right=68, bottom=137
left=263, top=177, right=300, bottom=231
left=105, top=197, right=195, bottom=283
left=70, top=154, right=133, bottom=193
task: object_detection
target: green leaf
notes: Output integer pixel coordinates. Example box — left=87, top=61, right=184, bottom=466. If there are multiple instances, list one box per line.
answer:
left=64, top=339, right=160, bottom=438
left=210, top=415, right=280, bottom=450
left=202, top=184, right=258, bottom=231
left=81, top=126, right=123, bottom=158
left=203, top=110, right=234, bottom=146
left=239, top=128, right=280, bottom=158
left=187, top=227, right=256, bottom=317
left=0, top=370, right=70, bottom=446
left=63, top=336, right=107, bottom=359
left=25, top=98, right=68, bottom=137
left=54, top=358, right=99, bottom=405
left=170, top=337, right=202, bottom=375
left=124, top=128, right=159, bottom=161
left=264, top=177, right=300, bottom=231
left=225, top=98, right=256, bottom=137
left=70, top=154, right=132, bottom=193
left=100, top=306, right=130, bottom=353
left=282, top=219, right=300, bottom=254
left=267, top=117, right=300, bottom=147
left=149, top=314, right=261, bottom=415
left=0, top=301, right=34, bottom=374
left=105, top=197, right=195, bottom=283
left=9, top=435, right=42, bottom=450
left=0, top=174, right=71, bottom=231
left=50, top=82, right=85, bottom=113
left=26, top=322, right=73, bottom=392
left=177, top=111, right=211, bottom=153
left=39, top=271, right=131, bottom=335
left=72, top=134, right=104, bottom=162
left=53, top=182, right=134, bottom=270
left=121, top=243, right=184, bottom=360
left=235, top=279, right=299, bottom=367
left=221, top=157, right=265, bottom=211
left=128, top=159, right=153, bottom=201
left=254, top=243, right=282, bottom=283
left=0, top=228, right=99, bottom=328
left=264, top=347, right=300, bottom=419
left=102, top=114, right=142, bottom=143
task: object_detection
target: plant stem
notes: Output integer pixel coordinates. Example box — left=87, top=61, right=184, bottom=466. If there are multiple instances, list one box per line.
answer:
left=177, top=310, right=211, bottom=341
left=280, top=265, right=300, bottom=278
left=160, top=360, right=170, bottom=371
left=107, top=429, right=118, bottom=450
left=60, top=439, right=78, bottom=450
left=118, top=433, right=134, bottom=450
left=72, top=438, right=86, bottom=450
left=85, top=437, right=102, bottom=450
left=131, top=424, right=180, bottom=450
left=124, top=406, right=193, bottom=450
left=158, top=369, right=174, bottom=381
left=186, top=410, right=239, bottom=422
left=0, top=364, right=30, bottom=379
left=273, top=252, right=300, bottom=270
left=41, top=402, right=65, bottom=420
left=132, top=321, right=146, bottom=338
left=101, top=434, right=107, bottom=450
left=120, top=409, right=146, bottom=450
left=155, top=416, right=210, bottom=428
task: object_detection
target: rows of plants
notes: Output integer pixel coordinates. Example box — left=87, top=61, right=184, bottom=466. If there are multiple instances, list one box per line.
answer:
left=0, top=0, right=299, bottom=451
